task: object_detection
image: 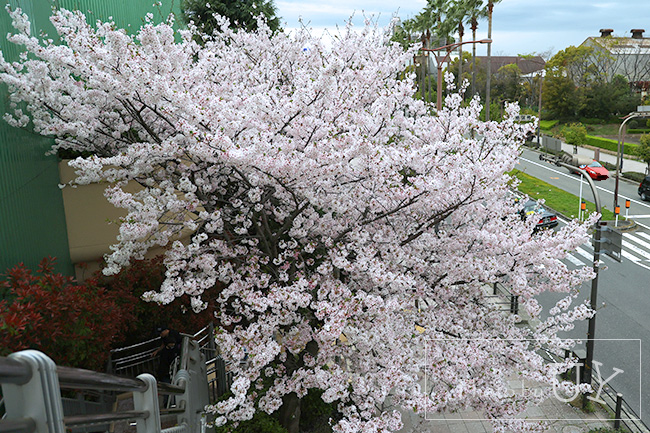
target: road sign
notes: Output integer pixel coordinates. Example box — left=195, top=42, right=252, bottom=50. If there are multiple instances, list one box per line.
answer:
left=592, top=222, right=623, bottom=262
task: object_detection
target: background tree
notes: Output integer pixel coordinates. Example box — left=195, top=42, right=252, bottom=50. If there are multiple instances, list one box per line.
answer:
left=561, top=123, right=588, bottom=147
left=545, top=45, right=608, bottom=89
left=637, top=133, right=650, bottom=174
left=484, top=0, right=503, bottom=120
left=543, top=45, right=640, bottom=121
left=491, top=63, right=525, bottom=106
left=1, top=8, right=596, bottom=432
left=464, top=0, right=487, bottom=98
left=543, top=69, right=579, bottom=119
left=181, top=0, right=280, bottom=34
left=578, top=74, right=642, bottom=119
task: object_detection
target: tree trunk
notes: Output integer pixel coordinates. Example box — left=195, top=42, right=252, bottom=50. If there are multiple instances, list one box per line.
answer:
left=458, top=21, right=465, bottom=89
left=471, top=17, right=477, bottom=98
left=279, top=392, right=301, bottom=433
left=458, top=22, right=464, bottom=91
left=485, top=1, right=494, bottom=121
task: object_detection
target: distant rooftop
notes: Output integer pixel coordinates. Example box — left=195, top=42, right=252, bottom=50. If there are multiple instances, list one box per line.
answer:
left=587, top=29, right=650, bottom=54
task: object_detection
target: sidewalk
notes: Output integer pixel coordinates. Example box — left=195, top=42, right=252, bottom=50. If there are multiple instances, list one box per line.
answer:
left=557, top=141, right=648, bottom=175
left=396, top=287, right=616, bottom=433
left=398, top=382, right=613, bottom=433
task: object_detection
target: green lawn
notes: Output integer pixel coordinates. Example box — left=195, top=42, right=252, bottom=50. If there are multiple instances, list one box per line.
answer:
left=510, top=169, right=617, bottom=221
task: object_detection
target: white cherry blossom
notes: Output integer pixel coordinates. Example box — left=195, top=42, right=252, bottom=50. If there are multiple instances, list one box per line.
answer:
left=0, top=7, right=598, bottom=432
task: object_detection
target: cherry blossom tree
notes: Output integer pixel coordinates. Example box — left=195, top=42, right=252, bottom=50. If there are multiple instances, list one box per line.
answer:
left=0, top=8, right=597, bottom=432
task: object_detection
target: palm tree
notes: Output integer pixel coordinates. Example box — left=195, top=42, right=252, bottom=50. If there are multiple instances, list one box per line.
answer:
left=460, top=0, right=486, bottom=98
left=449, top=0, right=473, bottom=90
left=484, top=0, right=503, bottom=120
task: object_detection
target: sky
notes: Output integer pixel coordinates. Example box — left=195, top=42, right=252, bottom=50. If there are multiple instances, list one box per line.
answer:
left=275, top=0, right=649, bottom=58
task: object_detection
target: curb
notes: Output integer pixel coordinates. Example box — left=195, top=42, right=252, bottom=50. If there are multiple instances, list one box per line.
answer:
left=526, top=143, right=647, bottom=187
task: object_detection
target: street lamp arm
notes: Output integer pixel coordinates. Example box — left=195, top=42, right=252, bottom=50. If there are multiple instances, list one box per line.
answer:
left=614, top=113, right=642, bottom=209
left=421, top=39, right=492, bottom=53
left=554, top=162, right=601, bottom=215
left=422, top=39, right=492, bottom=111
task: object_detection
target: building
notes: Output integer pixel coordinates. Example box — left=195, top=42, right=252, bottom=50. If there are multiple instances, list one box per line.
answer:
left=0, top=0, right=183, bottom=279
left=581, top=28, right=650, bottom=92
left=473, top=55, right=546, bottom=76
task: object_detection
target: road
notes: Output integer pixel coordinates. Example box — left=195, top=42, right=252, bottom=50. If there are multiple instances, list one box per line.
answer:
left=516, top=148, right=650, bottom=425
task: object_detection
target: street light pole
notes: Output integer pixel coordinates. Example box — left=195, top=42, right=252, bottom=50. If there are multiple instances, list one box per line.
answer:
left=555, top=161, right=602, bottom=392
left=422, top=39, right=491, bottom=111
left=536, top=70, right=544, bottom=146
left=614, top=107, right=650, bottom=210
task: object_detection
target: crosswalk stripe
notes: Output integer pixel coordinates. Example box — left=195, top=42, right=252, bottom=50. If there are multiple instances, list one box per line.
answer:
left=622, top=249, right=641, bottom=262
left=635, top=231, right=650, bottom=242
left=624, top=233, right=650, bottom=251
left=622, top=239, right=650, bottom=261
left=575, top=246, right=605, bottom=265
left=627, top=232, right=650, bottom=251
left=565, top=254, right=584, bottom=267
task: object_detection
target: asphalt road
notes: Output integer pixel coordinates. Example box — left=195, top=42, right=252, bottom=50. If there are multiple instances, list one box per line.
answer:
left=516, top=148, right=650, bottom=425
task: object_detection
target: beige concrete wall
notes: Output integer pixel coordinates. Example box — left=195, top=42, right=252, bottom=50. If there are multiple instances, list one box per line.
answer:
left=59, top=160, right=192, bottom=281
left=59, top=160, right=132, bottom=276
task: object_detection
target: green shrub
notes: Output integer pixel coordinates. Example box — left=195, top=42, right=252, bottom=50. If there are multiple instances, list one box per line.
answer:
left=627, top=128, right=650, bottom=134
left=214, top=411, right=287, bottom=433
left=628, top=119, right=639, bottom=129
left=600, top=161, right=616, bottom=171
left=623, top=172, right=647, bottom=183
left=300, top=389, right=341, bottom=433
left=579, top=117, right=606, bottom=125
left=539, top=120, right=559, bottom=130
left=584, top=135, right=638, bottom=156
left=562, top=123, right=587, bottom=145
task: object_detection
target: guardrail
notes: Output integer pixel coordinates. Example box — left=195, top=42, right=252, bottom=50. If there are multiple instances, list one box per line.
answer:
left=191, top=323, right=234, bottom=401
left=0, top=337, right=209, bottom=433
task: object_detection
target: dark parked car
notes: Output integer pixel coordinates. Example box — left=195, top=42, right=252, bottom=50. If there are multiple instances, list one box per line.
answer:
left=639, top=176, right=650, bottom=201
left=519, top=199, right=559, bottom=231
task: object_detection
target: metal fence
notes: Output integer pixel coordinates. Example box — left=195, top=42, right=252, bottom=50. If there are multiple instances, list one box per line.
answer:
left=538, top=342, right=649, bottom=433
left=108, top=323, right=234, bottom=404
left=485, top=282, right=519, bottom=315
left=0, top=337, right=208, bottom=433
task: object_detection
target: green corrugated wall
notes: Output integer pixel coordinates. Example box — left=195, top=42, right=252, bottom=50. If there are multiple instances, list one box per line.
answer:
left=0, top=0, right=183, bottom=277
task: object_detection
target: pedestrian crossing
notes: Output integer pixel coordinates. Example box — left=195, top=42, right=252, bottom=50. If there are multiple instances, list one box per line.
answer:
left=562, top=231, right=650, bottom=270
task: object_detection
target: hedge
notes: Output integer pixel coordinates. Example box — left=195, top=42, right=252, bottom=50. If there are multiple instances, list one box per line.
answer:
left=627, top=128, right=650, bottom=134
left=584, top=135, right=638, bottom=156
left=539, top=120, right=559, bottom=130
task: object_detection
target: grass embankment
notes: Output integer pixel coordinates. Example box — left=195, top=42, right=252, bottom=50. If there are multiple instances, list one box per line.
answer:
left=510, top=169, right=617, bottom=221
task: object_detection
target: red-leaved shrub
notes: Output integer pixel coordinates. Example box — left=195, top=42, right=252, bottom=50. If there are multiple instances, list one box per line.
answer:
left=0, top=257, right=130, bottom=370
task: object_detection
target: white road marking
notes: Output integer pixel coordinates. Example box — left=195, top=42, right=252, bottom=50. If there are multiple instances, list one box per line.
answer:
left=575, top=246, right=605, bottom=265
left=519, top=156, right=650, bottom=230
left=624, top=233, right=650, bottom=253
left=566, top=253, right=585, bottom=267
left=622, top=249, right=641, bottom=262
left=622, top=240, right=650, bottom=261
left=634, top=231, right=650, bottom=242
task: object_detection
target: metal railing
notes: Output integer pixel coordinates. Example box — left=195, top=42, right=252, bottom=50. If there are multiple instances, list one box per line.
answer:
left=0, top=337, right=209, bottom=433
left=538, top=347, right=650, bottom=433
left=107, top=323, right=235, bottom=404
left=485, top=282, right=519, bottom=315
